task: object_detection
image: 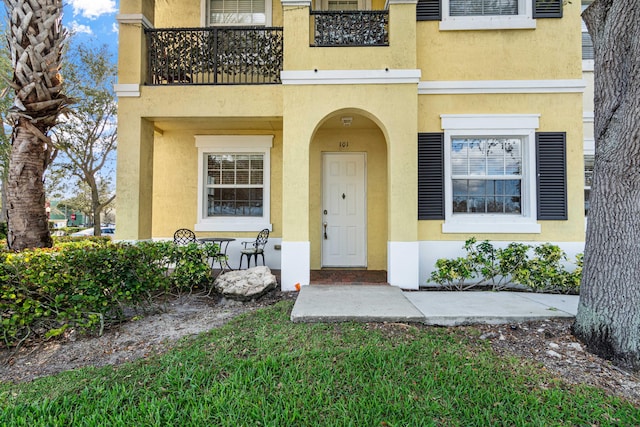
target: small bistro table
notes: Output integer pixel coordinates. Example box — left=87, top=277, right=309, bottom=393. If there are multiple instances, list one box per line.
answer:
left=198, top=237, right=236, bottom=275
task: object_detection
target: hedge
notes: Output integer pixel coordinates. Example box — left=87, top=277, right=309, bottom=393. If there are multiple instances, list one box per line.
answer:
left=0, top=240, right=219, bottom=348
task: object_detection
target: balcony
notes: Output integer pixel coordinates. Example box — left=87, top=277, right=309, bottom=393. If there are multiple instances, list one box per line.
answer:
left=145, top=27, right=284, bottom=85
left=310, top=10, right=389, bottom=47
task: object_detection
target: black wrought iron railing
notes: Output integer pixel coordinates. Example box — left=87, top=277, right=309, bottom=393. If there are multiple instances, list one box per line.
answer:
left=310, top=10, right=389, bottom=47
left=146, top=27, right=284, bottom=85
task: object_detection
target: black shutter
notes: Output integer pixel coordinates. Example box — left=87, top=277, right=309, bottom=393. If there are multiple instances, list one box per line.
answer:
left=533, top=0, right=563, bottom=18
left=418, top=133, right=445, bottom=219
left=536, top=132, right=567, bottom=220
left=417, top=0, right=441, bottom=21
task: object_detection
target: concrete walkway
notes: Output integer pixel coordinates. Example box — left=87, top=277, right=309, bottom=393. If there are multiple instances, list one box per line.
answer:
left=290, top=285, right=579, bottom=326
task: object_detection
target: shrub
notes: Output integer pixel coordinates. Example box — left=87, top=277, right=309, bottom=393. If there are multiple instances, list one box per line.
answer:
left=165, top=241, right=219, bottom=291
left=513, top=244, right=582, bottom=294
left=53, top=235, right=111, bottom=244
left=430, top=238, right=581, bottom=294
left=429, top=239, right=531, bottom=291
left=430, top=257, right=476, bottom=290
left=0, top=240, right=219, bottom=348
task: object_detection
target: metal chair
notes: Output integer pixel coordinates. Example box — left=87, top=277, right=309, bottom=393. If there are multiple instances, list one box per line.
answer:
left=239, top=229, right=270, bottom=269
left=173, top=228, right=197, bottom=245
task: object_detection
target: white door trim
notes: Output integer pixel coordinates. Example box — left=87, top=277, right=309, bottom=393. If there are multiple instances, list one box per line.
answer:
left=321, top=152, right=367, bottom=267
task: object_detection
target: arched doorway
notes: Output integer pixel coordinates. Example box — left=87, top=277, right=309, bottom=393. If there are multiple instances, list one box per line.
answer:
left=308, top=109, right=388, bottom=270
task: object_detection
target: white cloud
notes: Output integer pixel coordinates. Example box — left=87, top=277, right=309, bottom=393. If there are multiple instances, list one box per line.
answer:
left=67, top=0, right=117, bottom=19
left=112, top=22, right=119, bottom=34
left=68, top=21, right=93, bottom=35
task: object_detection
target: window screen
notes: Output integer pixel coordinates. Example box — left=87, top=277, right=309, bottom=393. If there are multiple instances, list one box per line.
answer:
left=450, top=0, right=518, bottom=16
left=209, top=0, right=266, bottom=25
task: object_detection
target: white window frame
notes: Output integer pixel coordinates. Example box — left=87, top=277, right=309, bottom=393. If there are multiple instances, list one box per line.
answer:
left=584, top=153, right=594, bottom=217
left=315, top=0, right=371, bottom=10
left=201, top=0, right=273, bottom=26
left=195, top=135, right=273, bottom=232
left=581, top=0, right=594, bottom=70
left=440, top=0, right=535, bottom=31
left=441, top=114, right=541, bottom=233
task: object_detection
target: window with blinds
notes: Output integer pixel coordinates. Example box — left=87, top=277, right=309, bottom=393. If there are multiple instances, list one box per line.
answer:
left=450, top=0, right=518, bottom=16
left=208, top=0, right=266, bottom=25
left=581, top=1, right=594, bottom=60
left=327, top=0, right=359, bottom=10
left=206, top=153, right=265, bottom=217
left=451, top=138, right=523, bottom=214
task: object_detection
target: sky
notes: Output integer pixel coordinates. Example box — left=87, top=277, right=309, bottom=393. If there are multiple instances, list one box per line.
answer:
left=61, top=0, right=119, bottom=56
left=2, top=0, right=119, bottom=56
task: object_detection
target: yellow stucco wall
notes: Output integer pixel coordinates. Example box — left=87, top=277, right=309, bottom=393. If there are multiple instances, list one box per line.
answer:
left=117, top=0, right=585, bottom=250
left=281, top=84, right=418, bottom=242
left=121, top=0, right=155, bottom=18
left=283, top=3, right=416, bottom=71
left=309, top=129, right=388, bottom=269
left=151, top=129, right=283, bottom=239
left=417, top=2, right=583, bottom=81
left=115, top=110, right=155, bottom=240
left=418, top=92, right=585, bottom=242
left=138, top=85, right=283, bottom=118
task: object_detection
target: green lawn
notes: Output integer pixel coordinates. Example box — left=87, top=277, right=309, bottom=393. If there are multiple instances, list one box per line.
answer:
left=1, top=301, right=638, bottom=426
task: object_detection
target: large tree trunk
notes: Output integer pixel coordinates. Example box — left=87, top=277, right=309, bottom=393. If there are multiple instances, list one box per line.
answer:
left=573, top=0, right=640, bottom=370
left=3, top=0, right=69, bottom=250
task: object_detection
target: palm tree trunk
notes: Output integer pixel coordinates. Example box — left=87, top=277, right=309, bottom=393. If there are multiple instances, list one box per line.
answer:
left=6, top=121, right=52, bottom=249
left=3, top=0, right=69, bottom=250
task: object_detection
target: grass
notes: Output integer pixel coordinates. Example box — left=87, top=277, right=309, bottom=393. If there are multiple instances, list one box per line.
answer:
left=0, top=301, right=638, bottom=426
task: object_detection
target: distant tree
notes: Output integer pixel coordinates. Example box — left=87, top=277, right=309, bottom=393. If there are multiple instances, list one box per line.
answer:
left=51, top=42, right=116, bottom=237
left=573, top=0, right=640, bottom=371
left=3, top=0, right=70, bottom=250
left=0, top=43, right=12, bottom=225
left=61, top=180, right=115, bottom=226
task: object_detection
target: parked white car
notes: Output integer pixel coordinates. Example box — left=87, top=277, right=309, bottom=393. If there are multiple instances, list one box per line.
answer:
left=71, top=227, right=116, bottom=238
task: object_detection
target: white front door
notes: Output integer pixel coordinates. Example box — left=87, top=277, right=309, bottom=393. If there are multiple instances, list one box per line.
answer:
left=322, top=153, right=367, bottom=267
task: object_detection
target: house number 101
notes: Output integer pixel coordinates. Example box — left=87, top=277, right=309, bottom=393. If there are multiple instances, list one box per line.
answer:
left=339, top=141, right=349, bottom=149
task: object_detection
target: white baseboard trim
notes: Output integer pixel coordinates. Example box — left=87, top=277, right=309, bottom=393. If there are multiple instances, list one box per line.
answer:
left=281, top=241, right=310, bottom=291
left=388, top=241, right=420, bottom=290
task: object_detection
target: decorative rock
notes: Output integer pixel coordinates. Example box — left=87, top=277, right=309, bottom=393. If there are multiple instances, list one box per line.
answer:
left=567, top=342, right=583, bottom=352
left=546, top=350, right=562, bottom=359
left=548, top=342, right=560, bottom=349
left=214, top=266, right=277, bottom=301
left=479, top=332, right=498, bottom=340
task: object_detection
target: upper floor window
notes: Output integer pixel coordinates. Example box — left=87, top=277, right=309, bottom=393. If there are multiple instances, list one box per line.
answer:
left=207, top=0, right=267, bottom=25
left=327, top=0, right=358, bottom=10
left=450, top=0, right=518, bottom=16
left=313, top=0, right=371, bottom=10
left=441, top=0, right=535, bottom=30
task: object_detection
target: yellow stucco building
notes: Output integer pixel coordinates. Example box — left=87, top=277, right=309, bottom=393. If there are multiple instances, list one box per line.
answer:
left=116, top=0, right=585, bottom=290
